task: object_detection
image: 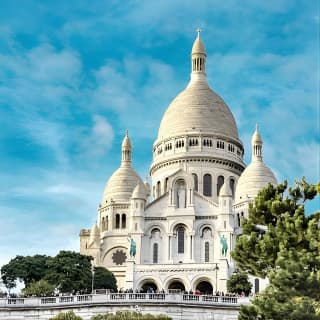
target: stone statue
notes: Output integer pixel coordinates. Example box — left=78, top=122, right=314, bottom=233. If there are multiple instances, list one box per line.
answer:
left=177, top=183, right=186, bottom=208
left=128, top=237, right=136, bottom=258
left=220, top=235, right=228, bottom=257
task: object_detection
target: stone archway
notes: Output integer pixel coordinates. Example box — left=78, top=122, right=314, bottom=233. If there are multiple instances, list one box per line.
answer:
left=140, top=280, right=158, bottom=293
left=168, top=280, right=185, bottom=292
left=196, top=281, right=213, bottom=294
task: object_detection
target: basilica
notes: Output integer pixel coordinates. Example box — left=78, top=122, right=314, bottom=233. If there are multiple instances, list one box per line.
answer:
left=79, top=32, right=277, bottom=293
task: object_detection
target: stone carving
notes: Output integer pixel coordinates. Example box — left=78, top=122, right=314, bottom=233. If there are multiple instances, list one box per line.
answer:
left=112, top=250, right=127, bottom=265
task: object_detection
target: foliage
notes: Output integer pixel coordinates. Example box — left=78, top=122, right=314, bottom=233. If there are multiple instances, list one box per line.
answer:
left=1, top=254, right=50, bottom=290
left=91, top=311, right=172, bottom=320
left=45, top=251, right=92, bottom=293
left=227, top=272, right=252, bottom=296
left=0, top=251, right=118, bottom=294
left=49, top=311, right=83, bottom=320
left=93, top=267, right=117, bottom=291
left=22, top=279, right=55, bottom=297
left=232, top=178, right=320, bottom=319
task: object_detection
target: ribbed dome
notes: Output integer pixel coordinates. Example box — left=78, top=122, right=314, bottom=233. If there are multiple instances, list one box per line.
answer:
left=235, top=161, right=277, bottom=203
left=102, top=166, right=143, bottom=203
left=157, top=80, right=239, bottom=140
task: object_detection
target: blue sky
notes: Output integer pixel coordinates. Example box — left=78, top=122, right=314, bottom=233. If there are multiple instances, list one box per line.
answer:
left=0, top=0, right=319, bottom=269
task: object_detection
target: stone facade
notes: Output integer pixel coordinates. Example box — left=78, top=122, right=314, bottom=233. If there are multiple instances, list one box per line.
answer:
left=80, top=32, right=277, bottom=293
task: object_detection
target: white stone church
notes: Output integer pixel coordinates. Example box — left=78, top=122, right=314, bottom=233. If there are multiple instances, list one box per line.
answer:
left=79, top=32, right=277, bottom=294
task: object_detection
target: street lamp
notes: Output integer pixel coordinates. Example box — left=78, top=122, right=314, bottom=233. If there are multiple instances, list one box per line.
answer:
left=91, top=265, right=95, bottom=294
left=213, top=263, right=219, bottom=293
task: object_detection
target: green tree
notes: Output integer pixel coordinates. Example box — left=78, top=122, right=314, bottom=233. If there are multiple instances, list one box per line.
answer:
left=232, top=179, right=320, bottom=319
left=49, top=311, right=83, bottom=320
left=227, top=272, right=252, bottom=296
left=91, top=311, right=172, bottom=320
left=1, top=254, right=50, bottom=289
left=22, top=279, right=55, bottom=297
left=45, top=251, right=92, bottom=293
left=93, top=267, right=117, bottom=291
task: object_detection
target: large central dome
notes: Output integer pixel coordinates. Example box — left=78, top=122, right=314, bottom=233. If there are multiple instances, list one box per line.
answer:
left=157, top=80, right=239, bottom=141
left=150, top=32, right=245, bottom=184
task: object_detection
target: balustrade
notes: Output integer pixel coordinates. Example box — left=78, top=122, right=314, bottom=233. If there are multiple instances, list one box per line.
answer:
left=0, top=293, right=240, bottom=309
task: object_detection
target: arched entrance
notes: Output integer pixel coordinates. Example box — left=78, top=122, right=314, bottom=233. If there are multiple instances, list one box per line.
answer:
left=141, top=281, right=158, bottom=293
left=196, top=281, right=213, bottom=294
left=168, top=280, right=185, bottom=292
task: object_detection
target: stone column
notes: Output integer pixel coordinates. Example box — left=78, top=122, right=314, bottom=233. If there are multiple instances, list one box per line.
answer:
left=109, top=206, right=114, bottom=230
left=168, top=234, right=172, bottom=261
left=124, top=259, right=135, bottom=290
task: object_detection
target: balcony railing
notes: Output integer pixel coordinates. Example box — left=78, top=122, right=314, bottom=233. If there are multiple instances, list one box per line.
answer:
left=0, top=293, right=247, bottom=309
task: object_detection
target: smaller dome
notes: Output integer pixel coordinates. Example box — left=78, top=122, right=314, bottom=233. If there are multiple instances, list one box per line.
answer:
left=235, top=125, right=277, bottom=203
left=235, top=161, right=277, bottom=203
left=102, top=131, right=143, bottom=203
left=132, top=182, right=147, bottom=200
left=219, top=181, right=232, bottom=197
left=102, top=166, right=143, bottom=203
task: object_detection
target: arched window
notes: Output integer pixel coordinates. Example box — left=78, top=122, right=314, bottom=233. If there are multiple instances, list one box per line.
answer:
left=115, top=214, right=120, bottom=229
left=121, top=214, right=126, bottom=229
left=203, top=174, right=212, bottom=196
left=192, top=173, right=198, bottom=191
left=105, top=217, right=109, bottom=231
left=217, top=175, right=224, bottom=196
left=165, top=177, right=169, bottom=192
left=229, top=178, right=235, bottom=198
left=153, top=243, right=158, bottom=263
left=102, top=217, right=105, bottom=231
left=157, top=181, right=161, bottom=198
left=202, top=227, right=212, bottom=238
left=177, top=227, right=185, bottom=254
left=205, top=242, right=209, bottom=262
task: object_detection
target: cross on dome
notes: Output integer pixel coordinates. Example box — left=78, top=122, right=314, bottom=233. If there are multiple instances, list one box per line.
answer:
left=196, top=27, right=202, bottom=37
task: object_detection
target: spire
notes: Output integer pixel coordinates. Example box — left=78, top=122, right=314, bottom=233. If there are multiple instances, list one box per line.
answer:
left=219, top=181, right=232, bottom=197
left=251, top=124, right=263, bottom=161
left=121, top=130, right=132, bottom=166
left=191, top=28, right=207, bottom=82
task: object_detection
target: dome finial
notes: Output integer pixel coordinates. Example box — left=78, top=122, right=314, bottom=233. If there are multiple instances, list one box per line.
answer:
left=196, top=27, right=201, bottom=38
left=251, top=124, right=263, bottom=161
left=191, top=28, right=207, bottom=81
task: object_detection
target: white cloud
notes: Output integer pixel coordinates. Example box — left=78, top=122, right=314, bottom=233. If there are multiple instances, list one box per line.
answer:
left=89, top=56, right=182, bottom=138
left=80, top=115, right=114, bottom=157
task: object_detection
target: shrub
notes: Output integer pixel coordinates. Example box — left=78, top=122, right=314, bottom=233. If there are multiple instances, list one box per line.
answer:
left=49, top=311, right=83, bottom=320
left=91, top=311, right=172, bottom=320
